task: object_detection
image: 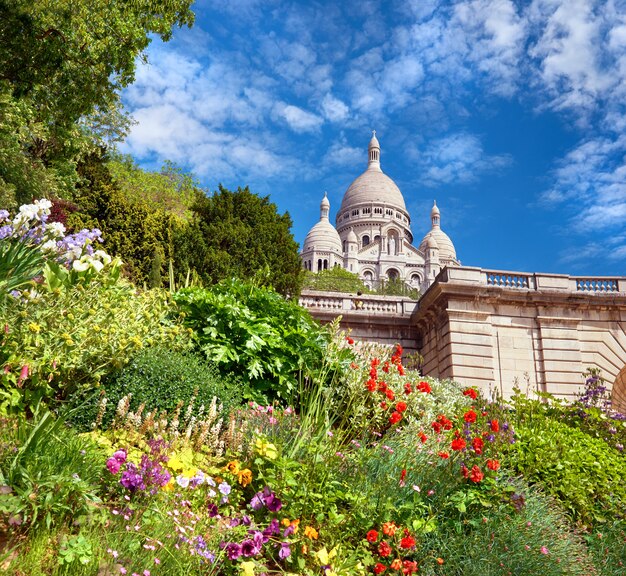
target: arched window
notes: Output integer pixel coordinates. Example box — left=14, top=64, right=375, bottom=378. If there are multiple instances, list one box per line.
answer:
left=317, top=259, right=322, bottom=272
left=363, top=270, right=374, bottom=289
left=374, top=235, right=380, bottom=242
left=387, top=268, right=399, bottom=280
left=410, top=273, right=421, bottom=286
left=323, top=259, right=328, bottom=270
left=362, top=235, right=370, bottom=247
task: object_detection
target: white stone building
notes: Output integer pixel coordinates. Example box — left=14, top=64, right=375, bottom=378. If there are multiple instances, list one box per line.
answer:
left=301, top=132, right=460, bottom=292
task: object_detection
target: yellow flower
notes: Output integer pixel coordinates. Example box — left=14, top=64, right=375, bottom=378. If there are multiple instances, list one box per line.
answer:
left=240, top=561, right=255, bottom=576
left=162, top=478, right=175, bottom=492
left=254, top=437, right=278, bottom=459
left=304, top=526, right=319, bottom=540
left=226, top=460, right=240, bottom=475
left=28, top=322, right=41, bottom=333
left=316, top=547, right=334, bottom=565
left=238, top=468, right=253, bottom=487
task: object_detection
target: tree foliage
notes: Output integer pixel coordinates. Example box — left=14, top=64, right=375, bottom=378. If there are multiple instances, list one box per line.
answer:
left=0, top=0, right=194, bottom=207
left=176, top=185, right=304, bottom=297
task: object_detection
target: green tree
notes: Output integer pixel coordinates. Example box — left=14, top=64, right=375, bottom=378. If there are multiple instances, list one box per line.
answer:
left=0, top=0, right=194, bottom=207
left=176, top=186, right=304, bottom=297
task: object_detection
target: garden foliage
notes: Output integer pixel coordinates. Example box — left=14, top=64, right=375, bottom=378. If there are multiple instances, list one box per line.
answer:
left=173, top=280, right=328, bottom=402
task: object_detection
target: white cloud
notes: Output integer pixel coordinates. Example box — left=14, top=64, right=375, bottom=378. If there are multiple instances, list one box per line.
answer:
left=321, top=94, right=350, bottom=122
left=275, top=103, right=324, bottom=133
left=414, top=133, right=512, bottom=186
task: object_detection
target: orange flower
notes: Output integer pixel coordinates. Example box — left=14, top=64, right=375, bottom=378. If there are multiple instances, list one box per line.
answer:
left=237, top=468, right=253, bottom=487
left=225, top=461, right=240, bottom=474
left=304, top=526, right=319, bottom=540
left=436, top=557, right=445, bottom=565
left=390, top=558, right=402, bottom=570
left=382, top=522, right=398, bottom=536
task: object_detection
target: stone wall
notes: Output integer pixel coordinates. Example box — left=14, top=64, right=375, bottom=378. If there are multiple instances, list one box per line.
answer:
left=413, top=267, right=626, bottom=406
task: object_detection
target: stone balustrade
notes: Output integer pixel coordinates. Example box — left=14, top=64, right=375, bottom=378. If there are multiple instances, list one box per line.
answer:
left=436, top=266, right=626, bottom=294
left=299, top=289, right=418, bottom=315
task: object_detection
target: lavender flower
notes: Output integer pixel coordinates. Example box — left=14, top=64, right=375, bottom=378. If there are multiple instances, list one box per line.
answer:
left=278, top=542, right=291, bottom=559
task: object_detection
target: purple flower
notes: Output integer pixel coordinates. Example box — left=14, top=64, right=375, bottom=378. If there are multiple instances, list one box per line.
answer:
left=241, top=540, right=259, bottom=557
left=265, top=493, right=282, bottom=512
left=263, top=519, right=280, bottom=539
left=225, top=542, right=242, bottom=560
left=120, top=463, right=145, bottom=492
left=218, top=482, right=231, bottom=496
left=113, top=450, right=127, bottom=463
left=283, top=525, right=295, bottom=538
left=250, top=492, right=264, bottom=511
left=0, top=225, right=13, bottom=240
left=278, top=542, right=291, bottom=559
left=207, top=503, right=219, bottom=517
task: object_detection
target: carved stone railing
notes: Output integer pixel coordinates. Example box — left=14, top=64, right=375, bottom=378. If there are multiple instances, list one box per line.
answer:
left=433, top=266, right=626, bottom=295
left=299, top=289, right=418, bottom=316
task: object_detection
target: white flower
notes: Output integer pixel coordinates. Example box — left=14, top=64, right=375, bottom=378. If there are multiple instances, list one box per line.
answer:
left=73, top=259, right=90, bottom=272
left=90, top=259, right=104, bottom=273
left=46, top=221, right=66, bottom=239
left=94, top=250, right=112, bottom=265
left=41, top=240, right=58, bottom=253
left=176, top=475, right=190, bottom=488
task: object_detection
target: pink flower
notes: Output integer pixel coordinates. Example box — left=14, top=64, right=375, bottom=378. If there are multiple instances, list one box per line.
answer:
left=106, top=457, right=121, bottom=475
left=154, top=558, right=160, bottom=565
left=17, top=364, right=29, bottom=387
left=113, top=450, right=127, bottom=463
left=540, top=546, right=549, bottom=555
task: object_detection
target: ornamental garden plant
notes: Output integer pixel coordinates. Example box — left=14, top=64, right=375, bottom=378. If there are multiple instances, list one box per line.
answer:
left=1, top=200, right=625, bottom=575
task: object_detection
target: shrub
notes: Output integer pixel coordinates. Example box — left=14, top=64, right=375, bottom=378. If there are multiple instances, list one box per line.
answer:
left=509, top=396, right=626, bottom=524
left=69, top=347, right=244, bottom=431
left=173, top=280, right=328, bottom=402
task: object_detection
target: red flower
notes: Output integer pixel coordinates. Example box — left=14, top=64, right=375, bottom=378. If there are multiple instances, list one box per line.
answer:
left=486, top=459, right=500, bottom=471
left=472, top=437, right=484, bottom=454
left=378, top=381, right=388, bottom=393
left=397, top=365, right=405, bottom=376
left=382, top=362, right=390, bottom=373
left=431, top=421, right=442, bottom=433
left=404, top=383, right=412, bottom=395
left=451, top=437, right=466, bottom=451
left=463, top=388, right=478, bottom=399
left=438, top=451, right=450, bottom=459
left=464, top=410, right=477, bottom=423
left=366, top=379, right=377, bottom=392
left=372, top=358, right=381, bottom=368
left=395, top=344, right=404, bottom=356
left=378, top=541, right=392, bottom=557
left=389, top=411, right=402, bottom=425
left=461, top=464, right=469, bottom=478
left=400, top=535, right=416, bottom=549
left=374, top=563, right=387, bottom=574
left=417, top=381, right=431, bottom=394
left=386, top=389, right=395, bottom=401
left=395, top=401, right=407, bottom=413
left=366, top=529, right=379, bottom=543
left=418, top=431, right=428, bottom=443
left=469, top=465, right=484, bottom=483
left=346, top=336, right=355, bottom=345
left=370, top=368, right=378, bottom=378
left=437, top=414, right=453, bottom=430
left=403, top=560, right=418, bottom=574
left=490, top=419, right=500, bottom=432
left=400, top=469, right=407, bottom=483
left=380, top=402, right=388, bottom=410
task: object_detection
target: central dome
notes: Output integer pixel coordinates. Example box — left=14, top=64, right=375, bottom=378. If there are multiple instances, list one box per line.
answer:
left=338, top=131, right=407, bottom=215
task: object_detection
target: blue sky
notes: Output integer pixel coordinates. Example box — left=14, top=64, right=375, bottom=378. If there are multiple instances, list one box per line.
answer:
left=120, top=0, right=626, bottom=277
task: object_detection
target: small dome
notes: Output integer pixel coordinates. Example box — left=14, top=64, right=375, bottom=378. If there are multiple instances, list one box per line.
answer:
left=347, top=229, right=358, bottom=243
left=419, top=229, right=456, bottom=261
left=426, top=235, right=439, bottom=249
left=419, top=202, right=457, bottom=262
left=302, top=193, right=342, bottom=255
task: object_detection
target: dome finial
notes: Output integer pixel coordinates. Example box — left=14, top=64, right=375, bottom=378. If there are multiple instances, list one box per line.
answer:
left=368, top=130, right=381, bottom=171
left=320, top=192, right=330, bottom=219
left=431, top=200, right=440, bottom=228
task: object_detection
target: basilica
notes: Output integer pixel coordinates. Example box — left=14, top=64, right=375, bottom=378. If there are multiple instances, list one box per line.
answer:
left=300, top=132, right=460, bottom=292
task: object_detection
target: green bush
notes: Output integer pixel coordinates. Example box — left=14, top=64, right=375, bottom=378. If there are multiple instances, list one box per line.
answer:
left=302, top=268, right=369, bottom=293
left=173, top=280, right=328, bottom=402
left=69, top=346, right=244, bottom=431
left=509, top=400, right=626, bottom=524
